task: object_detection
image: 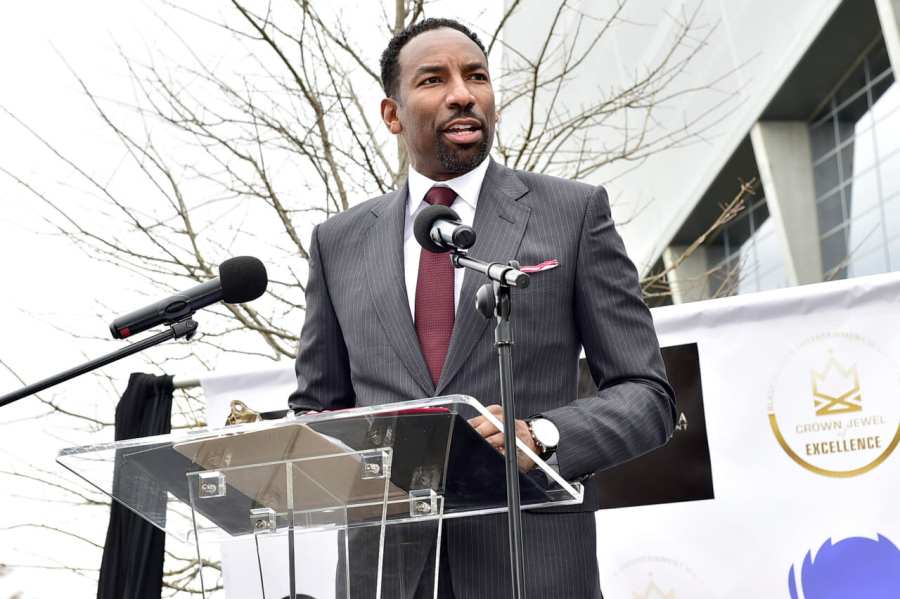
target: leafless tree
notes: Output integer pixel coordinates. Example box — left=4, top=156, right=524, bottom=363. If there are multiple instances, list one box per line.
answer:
left=0, top=0, right=742, bottom=595
left=641, top=177, right=760, bottom=303
left=2, top=0, right=739, bottom=364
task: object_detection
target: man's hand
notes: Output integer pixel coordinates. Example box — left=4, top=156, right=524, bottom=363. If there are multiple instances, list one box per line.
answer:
left=467, top=404, right=538, bottom=471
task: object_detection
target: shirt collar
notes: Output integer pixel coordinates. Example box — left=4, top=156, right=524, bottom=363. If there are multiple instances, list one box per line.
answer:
left=407, top=156, right=490, bottom=217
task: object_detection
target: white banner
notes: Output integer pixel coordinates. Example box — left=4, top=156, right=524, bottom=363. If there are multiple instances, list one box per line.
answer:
left=597, top=273, right=900, bottom=598
left=202, top=273, right=900, bottom=598
left=201, top=366, right=297, bottom=428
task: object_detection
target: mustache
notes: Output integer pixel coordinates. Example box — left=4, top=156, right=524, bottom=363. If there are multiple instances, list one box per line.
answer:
left=438, top=109, right=485, bottom=130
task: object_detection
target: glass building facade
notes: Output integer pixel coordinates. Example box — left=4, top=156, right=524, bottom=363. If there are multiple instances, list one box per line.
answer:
left=810, top=38, right=900, bottom=280
left=706, top=194, right=786, bottom=297
left=704, top=36, right=899, bottom=300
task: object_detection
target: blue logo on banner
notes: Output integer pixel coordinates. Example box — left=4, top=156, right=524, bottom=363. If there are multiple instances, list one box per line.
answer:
left=788, top=534, right=900, bottom=599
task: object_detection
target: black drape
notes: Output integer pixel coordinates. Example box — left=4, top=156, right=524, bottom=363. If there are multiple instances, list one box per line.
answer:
left=97, top=373, right=174, bottom=599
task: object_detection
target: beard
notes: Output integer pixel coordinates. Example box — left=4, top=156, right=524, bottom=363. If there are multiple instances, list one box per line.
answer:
left=435, top=129, right=492, bottom=175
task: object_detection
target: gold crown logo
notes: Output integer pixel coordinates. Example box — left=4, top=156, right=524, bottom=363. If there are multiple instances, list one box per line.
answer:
left=633, top=581, right=676, bottom=599
left=811, top=352, right=862, bottom=416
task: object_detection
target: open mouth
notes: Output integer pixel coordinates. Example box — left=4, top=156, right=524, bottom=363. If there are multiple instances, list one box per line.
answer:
left=442, top=119, right=483, bottom=145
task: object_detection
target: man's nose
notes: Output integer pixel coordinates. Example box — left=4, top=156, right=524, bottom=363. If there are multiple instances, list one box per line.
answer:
left=445, top=75, right=475, bottom=110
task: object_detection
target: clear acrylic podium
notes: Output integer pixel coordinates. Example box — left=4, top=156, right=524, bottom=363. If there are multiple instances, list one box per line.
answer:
left=58, top=395, right=583, bottom=598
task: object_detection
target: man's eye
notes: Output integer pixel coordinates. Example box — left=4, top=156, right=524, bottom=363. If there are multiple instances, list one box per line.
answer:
left=470, top=73, right=488, bottom=81
left=421, top=76, right=442, bottom=85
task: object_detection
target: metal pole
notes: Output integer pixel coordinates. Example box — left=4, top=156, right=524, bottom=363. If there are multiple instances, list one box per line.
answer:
left=0, top=319, right=198, bottom=408
left=457, top=252, right=529, bottom=599
left=495, top=284, right=527, bottom=599
left=286, top=462, right=297, bottom=599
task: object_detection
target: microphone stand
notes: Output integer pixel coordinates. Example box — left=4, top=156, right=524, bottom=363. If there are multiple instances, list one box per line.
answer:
left=0, top=318, right=199, bottom=408
left=451, top=250, right=528, bottom=599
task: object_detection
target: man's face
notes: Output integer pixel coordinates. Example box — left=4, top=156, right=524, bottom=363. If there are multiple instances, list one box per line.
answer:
left=382, top=28, right=497, bottom=181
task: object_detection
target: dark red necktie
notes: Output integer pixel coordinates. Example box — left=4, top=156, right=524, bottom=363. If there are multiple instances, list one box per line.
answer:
left=415, top=186, right=458, bottom=386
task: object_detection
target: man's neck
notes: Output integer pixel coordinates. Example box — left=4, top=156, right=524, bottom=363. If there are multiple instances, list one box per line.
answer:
left=407, top=156, right=490, bottom=213
left=408, top=156, right=490, bottom=182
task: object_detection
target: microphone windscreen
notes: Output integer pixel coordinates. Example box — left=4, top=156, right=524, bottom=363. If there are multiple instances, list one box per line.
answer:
left=219, top=256, right=268, bottom=303
left=414, top=205, right=460, bottom=253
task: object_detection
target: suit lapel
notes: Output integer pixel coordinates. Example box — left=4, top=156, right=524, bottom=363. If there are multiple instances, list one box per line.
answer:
left=366, top=184, right=435, bottom=396
left=436, top=161, right=531, bottom=394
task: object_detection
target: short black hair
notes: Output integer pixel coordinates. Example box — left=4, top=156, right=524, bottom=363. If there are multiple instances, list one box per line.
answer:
left=380, top=18, right=487, bottom=99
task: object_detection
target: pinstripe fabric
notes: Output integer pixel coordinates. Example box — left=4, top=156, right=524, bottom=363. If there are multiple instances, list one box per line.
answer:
left=446, top=513, right=601, bottom=598
left=289, top=160, right=676, bottom=598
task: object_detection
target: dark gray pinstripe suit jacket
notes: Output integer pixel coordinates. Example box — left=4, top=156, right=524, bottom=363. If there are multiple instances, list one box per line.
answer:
left=289, top=160, right=676, bottom=598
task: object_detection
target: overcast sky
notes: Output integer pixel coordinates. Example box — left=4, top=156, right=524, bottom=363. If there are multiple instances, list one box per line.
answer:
left=0, top=2, right=502, bottom=596
left=1, top=5, right=212, bottom=594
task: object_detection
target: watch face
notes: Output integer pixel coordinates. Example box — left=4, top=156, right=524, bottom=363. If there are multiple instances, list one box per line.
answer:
left=532, top=418, right=560, bottom=449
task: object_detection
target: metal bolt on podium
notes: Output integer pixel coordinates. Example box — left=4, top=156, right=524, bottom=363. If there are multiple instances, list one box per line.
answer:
left=197, top=471, right=226, bottom=499
left=361, top=449, right=391, bottom=480
left=249, top=507, right=277, bottom=534
left=409, top=488, right=439, bottom=517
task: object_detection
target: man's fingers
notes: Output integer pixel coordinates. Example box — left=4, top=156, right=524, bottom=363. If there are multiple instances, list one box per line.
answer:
left=468, top=408, right=504, bottom=438
left=476, top=421, right=500, bottom=437
left=468, top=406, right=539, bottom=473
left=484, top=432, right=505, bottom=449
left=485, top=433, right=536, bottom=471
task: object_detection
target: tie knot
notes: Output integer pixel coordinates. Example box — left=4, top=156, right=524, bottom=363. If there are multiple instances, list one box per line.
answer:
left=424, top=186, right=457, bottom=207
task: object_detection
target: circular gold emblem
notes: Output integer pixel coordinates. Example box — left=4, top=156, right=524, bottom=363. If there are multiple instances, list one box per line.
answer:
left=608, top=555, right=712, bottom=599
left=767, top=332, right=900, bottom=477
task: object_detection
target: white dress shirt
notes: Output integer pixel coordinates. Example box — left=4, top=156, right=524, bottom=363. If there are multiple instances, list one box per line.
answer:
left=404, top=158, right=560, bottom=466
left=404, top=157, right=490, bottom=318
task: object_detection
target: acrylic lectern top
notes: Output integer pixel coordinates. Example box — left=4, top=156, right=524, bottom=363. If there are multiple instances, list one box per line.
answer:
left=58, top=395, right=582, bottom=542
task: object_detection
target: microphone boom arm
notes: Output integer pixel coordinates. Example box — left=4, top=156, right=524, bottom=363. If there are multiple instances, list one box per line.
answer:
left=0, top=318, right=198, bottom=409
left=450, top=251, right=530, bottom=288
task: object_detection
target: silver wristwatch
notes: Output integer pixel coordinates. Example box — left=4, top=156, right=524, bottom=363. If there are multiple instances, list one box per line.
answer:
left=526, top=417, right=560, bottom=459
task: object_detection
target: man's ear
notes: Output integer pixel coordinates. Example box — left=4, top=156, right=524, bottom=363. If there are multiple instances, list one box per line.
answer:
left=381, top=98, right=402, bottom=135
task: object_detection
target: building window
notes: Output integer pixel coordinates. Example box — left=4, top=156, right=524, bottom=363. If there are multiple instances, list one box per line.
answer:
left=810, top=38, right=900, bottom=280
left=706, top=194, right=787, bottom=297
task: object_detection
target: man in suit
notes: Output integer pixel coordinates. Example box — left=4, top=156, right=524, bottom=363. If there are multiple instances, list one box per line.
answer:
left=289, top=17, right=676, bottom=599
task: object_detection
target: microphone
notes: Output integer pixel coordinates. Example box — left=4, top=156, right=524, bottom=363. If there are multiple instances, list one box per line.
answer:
left=413, top=205, right=476, bottom=253
left=109, top=256, right=268, bottom=339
